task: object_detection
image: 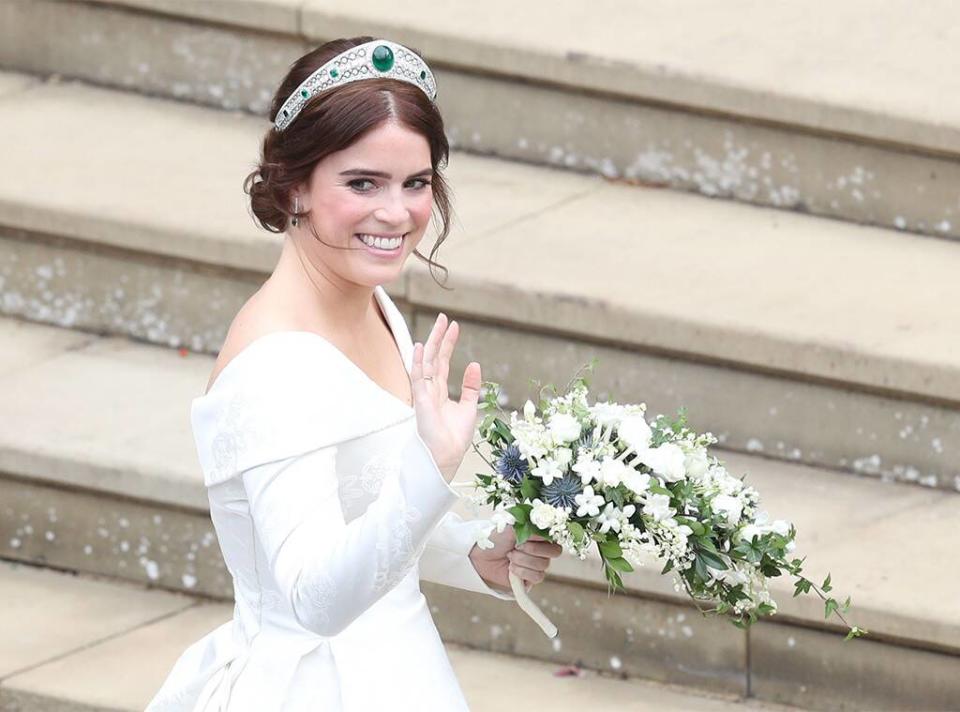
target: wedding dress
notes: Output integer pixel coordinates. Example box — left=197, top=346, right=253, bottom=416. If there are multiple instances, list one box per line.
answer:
left=146, top=285, right=514, bottom=711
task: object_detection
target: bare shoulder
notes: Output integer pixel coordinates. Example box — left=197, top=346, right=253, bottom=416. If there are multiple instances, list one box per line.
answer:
left=204, top=293, right=302, bottom=395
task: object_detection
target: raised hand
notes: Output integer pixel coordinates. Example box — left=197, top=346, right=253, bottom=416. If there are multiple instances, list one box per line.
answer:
left=410, top=312, right=482, bottom=482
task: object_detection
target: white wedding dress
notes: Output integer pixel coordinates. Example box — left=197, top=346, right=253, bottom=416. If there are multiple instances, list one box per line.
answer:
left=146, top=285, right=514, bottom=711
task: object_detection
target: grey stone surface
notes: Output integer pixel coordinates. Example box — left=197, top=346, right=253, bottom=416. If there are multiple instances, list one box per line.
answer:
left=426, top=578, right=749, bottom=696
left=750, top=620, right=960, bottom=710
left=0, top=0, right=307, bottom=114
left=2, top=1, right=959, bottom=236
left=0, top=561, right=192, bottom=679
left=0, top=478, right=230, bottom=598
left=0, top=602, right=231, bottom=712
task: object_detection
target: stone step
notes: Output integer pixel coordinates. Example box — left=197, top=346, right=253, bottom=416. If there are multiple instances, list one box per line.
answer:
left=0, top=316, right=958, bottom=710
left=0, top=73, right=957, bottom=491
left=1, top=562, right=801, bottom=711
left=0, top=0, right=958, bottom=239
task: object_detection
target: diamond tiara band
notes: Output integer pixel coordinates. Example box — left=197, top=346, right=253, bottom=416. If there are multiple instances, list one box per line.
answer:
left=273, top=39, right=438, bottom=132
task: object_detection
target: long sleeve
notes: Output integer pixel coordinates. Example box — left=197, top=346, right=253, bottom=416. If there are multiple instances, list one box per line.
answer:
left=242, top=429, right=459, bottom=637
left=419, top=512, right=516, bottom=601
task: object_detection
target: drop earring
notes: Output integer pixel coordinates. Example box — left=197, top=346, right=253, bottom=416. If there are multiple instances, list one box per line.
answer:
left=291, top=195, right=300, bottom=228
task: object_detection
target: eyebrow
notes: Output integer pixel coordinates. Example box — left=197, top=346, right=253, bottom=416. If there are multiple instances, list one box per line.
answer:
left=339, top=168, right=433, bottom=179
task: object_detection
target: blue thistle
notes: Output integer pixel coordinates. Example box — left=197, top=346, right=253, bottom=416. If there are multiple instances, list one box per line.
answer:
left=495, top=443, right=528, bottom=484
left=540, top=472, right=583, bottom=510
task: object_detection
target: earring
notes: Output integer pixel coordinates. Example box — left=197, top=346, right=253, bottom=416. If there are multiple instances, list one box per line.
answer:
left=291, top=196, right=300, bottom=227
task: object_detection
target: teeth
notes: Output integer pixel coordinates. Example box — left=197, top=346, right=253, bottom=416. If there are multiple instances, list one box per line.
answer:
left=357, top=234, right=403, bottom=250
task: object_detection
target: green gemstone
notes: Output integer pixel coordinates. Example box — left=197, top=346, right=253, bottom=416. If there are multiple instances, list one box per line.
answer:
left=300, top=89, right=309, bottom=98
left=419, top=70, right=426, bottom=80
left=371, top=45, right=394, bottom=72
left=330, top=68, right=339, bottom=78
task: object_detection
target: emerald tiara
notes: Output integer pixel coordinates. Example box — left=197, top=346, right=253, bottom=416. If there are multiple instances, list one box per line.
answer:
left=273, top=39, right=438, bottom=132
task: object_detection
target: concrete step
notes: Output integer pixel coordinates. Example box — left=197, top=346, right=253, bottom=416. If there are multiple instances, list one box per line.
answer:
left=0, top=561, right=802, bottom=711
left=0, top=0, right=958, bottom=239
left=1, top=316, right=958, bottom=710
left=0, top=73, right=958, bottom=492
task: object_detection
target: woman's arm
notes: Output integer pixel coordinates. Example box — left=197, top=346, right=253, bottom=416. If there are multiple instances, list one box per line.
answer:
left=242, top=429, right=459, bottom=636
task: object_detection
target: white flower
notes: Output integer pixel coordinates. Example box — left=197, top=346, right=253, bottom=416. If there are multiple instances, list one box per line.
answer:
left=597, top=502, right=637, bottom=534
left=530, top=499, right=561, bottom=529
left=575, top=486, right=605, bottom=518
left=712, top=494, right=744, bottom=528
left=739, top=523, right=764, bottom=542
left=599, top=456, right=627, bottom=487
left=636, top=443, right=687, bottom=482
left=771, top=519, right=791, bottom=537
left=554, top=446, right=574, bottom=467
left=475, top=522, right=496, bottom=550
left=531, top=458, right=564, bottom=486
left=684, top=447, right=710, bottom=479
left=590, top=401, right=627, bottom=427
left=490, top=507, right=516, bottom=533
left=523, top=399, right=537, bottom=421
left=643, top=493, right=674, bottom=522
left=618, top=415, right=652, bottom=451
left=548, top=412, right=581, bottom=444
left=572, top=454, right=601, bottom=485
left=621, top=469, right=651, bottom=495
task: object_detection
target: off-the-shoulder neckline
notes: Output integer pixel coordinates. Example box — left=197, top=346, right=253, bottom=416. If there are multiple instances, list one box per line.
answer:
left=197, top=285, right=413, bottom=412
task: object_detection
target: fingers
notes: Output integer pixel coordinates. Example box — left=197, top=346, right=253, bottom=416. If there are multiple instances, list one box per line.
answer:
left=508, top=554, right=546, bottom=585
left=436, top=319, right=458, bottom=393
left=518, top=539, right=563, bottom=557
left=422, top=312, right=447, bottom=376
left=460, top=361, right=481, bottom=409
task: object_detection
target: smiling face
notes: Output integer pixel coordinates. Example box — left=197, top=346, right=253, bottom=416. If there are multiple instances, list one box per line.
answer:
left=294, top=118, right=435, bottom=289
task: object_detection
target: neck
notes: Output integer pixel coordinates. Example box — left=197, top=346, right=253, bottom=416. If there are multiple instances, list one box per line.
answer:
left=267, top=233, right=377, bottom=332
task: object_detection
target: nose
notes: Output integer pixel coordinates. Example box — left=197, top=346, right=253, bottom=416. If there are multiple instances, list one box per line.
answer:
left=372, top=185, right=411, bottom=227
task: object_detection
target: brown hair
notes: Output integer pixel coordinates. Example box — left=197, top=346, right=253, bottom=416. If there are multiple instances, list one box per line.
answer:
left=243, top=36, right=454, bottom=287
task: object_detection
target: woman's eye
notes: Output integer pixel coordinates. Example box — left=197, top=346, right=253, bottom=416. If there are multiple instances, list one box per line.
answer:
left=348, top=178, right=432, bottom=192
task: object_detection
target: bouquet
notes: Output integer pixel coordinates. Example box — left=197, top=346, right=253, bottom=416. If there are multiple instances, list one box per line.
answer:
left=468, top=360, right=866, bottom=642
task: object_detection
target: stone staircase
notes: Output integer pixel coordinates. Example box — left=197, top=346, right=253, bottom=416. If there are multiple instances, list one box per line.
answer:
left=1, top=1, right=958, bottom=710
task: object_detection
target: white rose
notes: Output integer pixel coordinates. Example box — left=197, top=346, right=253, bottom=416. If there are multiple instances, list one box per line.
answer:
left=771, top=519, right=791, bottom=537
left=548, top=413, right=581, bottom=444
left=684, top=447, right=709, bottom=479
left=599, top=456, right=627, bottom=487
left=637, top=443, right=687, bottom=482
left=590, top=401, right=627, bottom=427
left=712, top=494, right=744, bottom=527
left=530, top=500, right=559, bottom=529
left=622, top=469, right=651, bottom=495
left=618, top=415, right=652, bottom=451
left=642, top=493, right=674, bottom=522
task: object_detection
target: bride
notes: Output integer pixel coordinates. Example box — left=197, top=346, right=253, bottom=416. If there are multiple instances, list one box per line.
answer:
left=146, top=36, right=562, bottom=710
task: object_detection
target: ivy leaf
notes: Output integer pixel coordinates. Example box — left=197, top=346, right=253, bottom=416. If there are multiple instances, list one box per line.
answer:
left=697, top=549, right=728, bottom=571
left=514, top=520, right=532, bottom=546
left=822, top=573, right=832, bottom=592
left=824, top=597, right=838, bottom=619
left=661, top=559, right=675, bottom=575
left=520, top=476, right=539, bottom=501
left=508, top=505, right=529, bottom=525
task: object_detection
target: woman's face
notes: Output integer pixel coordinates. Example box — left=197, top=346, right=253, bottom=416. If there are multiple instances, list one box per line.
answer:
left=296, top=118, right=435, bottom=289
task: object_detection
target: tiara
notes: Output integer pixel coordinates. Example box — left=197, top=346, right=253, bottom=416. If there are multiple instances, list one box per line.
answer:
left=273, top=39, right=438, bottom=132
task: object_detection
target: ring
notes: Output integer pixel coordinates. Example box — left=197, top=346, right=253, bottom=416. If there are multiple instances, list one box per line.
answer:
left=423, top=375, right=434, bottom=382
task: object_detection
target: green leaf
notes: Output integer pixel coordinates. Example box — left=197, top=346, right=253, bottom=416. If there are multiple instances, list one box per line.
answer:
left=824, top=597, right=838, bottom=620
left=606, top=556, right=634, bottom=573
left=520, top=476, right=539, bottom=501
left=514, top=521, right=532, bottom=546
left=822, top=573, right=832, bottom=592
left=648, top=483, right=672, bottom=497
left=661, top=559, right=675, bottom=575
left=568, top=521, right=585, bottom=544
left=508, top=505, right=529, bottom=525
left=599, top=539, right=623, bottom=559
left=697, top=549, right=728, bottom=571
